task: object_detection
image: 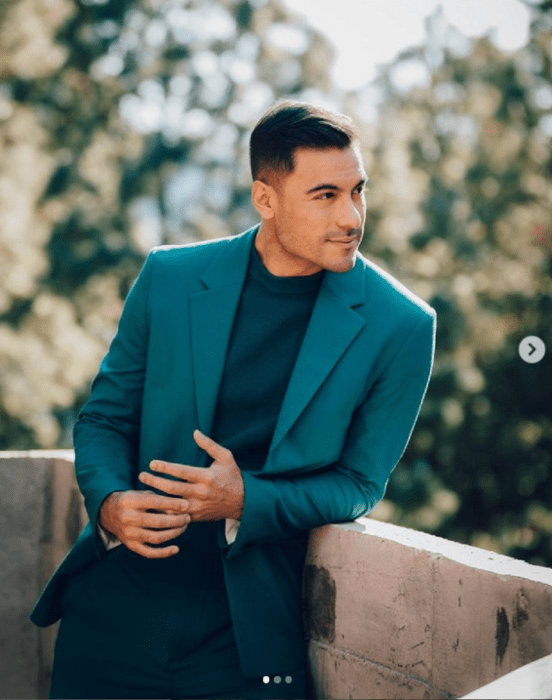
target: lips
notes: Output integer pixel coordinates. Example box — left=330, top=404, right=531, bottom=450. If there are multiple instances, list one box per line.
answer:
left=328, top=236, right=360, bottom=246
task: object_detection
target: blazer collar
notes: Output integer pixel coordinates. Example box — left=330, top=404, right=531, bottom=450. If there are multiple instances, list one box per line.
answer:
left=200, top=223, right=367, bottom=307
left=199, top=226, right=258, bottom=290
left=190, top=227, right=257, bottom=437
left=191, top=224, right=368, bottom=451
left=322, top=255, right=367, bottom=308
left=268, top=259, right=367, bottom=457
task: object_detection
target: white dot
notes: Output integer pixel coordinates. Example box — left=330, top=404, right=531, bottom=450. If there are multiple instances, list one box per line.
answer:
left=274, top=675, right=282, bottom=684
left=285, top=675, right=293, bottom=684
left=262, top=676, right=270, bottom=684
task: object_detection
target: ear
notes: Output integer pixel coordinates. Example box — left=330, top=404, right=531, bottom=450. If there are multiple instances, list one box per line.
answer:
left=251, top=180, right=277, bottom=220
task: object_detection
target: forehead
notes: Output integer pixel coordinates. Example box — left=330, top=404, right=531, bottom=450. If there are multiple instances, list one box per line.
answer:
left=289, top=146, right=366, bottom=187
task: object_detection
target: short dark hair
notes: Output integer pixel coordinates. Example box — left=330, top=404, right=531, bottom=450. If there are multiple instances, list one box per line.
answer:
left=250, top=101, right=358, bottom=184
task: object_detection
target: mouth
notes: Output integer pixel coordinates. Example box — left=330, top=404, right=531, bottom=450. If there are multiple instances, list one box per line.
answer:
left=327, top=236, right=360, bottom=248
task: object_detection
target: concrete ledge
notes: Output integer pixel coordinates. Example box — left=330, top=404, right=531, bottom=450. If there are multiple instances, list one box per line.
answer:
left=308, top=641, right=455, bottom=699
left=3, top=451, right=552, bottom=699
left=0, top=451, right=85, bottom=699
left=303, top=517, right=552, bottom=699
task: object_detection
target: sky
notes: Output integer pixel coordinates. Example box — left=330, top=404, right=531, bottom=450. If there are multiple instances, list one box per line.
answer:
left=281, top=0, right=533, bottom=91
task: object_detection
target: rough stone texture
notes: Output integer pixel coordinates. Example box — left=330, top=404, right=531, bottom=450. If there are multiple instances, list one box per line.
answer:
left=304, top=518, right=552, bottom=700
left=303, top=564, right=337, bottom=644
left=0, top=451, right=84, bottom=699
left=0, top=454, right=50, bottom=699
left=2, top=451, right=552, bottom=699
left=308, top=642, right=454, bottom=700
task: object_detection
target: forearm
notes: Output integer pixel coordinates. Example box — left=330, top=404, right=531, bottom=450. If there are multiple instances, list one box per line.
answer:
left=225, top=312, right=436, bottom=559
left=74, top=418, right=138, bottom=532
left=73, top=251, right=153, bottom=529
left=224, top=463, right=378, bottom=557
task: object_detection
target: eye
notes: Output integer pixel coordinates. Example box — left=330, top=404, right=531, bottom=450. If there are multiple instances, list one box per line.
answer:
left=316, top=191, right=335, bottom=200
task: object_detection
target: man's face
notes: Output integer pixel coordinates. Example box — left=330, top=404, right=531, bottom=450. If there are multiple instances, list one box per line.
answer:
left=266, top=146, right=367, bottom=276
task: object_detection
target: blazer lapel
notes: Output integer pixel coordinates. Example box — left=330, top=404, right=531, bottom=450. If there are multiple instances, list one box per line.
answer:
left=190, top=229, right=256, bottom=436
left=268, top=257, right=367, bottom=457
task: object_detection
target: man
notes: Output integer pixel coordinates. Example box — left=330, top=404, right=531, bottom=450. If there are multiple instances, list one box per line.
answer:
left=30, top=101, right=436, bottom=699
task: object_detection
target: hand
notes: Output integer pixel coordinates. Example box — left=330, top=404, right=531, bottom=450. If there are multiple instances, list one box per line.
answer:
left=99, top=490, right=191, bottom=559
left=138, top=430, right=245, bottom=522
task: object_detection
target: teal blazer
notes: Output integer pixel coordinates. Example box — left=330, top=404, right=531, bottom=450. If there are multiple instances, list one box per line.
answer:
left=30, top=225, right=436, bottom=675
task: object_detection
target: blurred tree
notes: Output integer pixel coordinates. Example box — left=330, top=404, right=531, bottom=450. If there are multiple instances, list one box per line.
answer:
left=1, top=0, right=551, bottom=567
left=0, top=0, right=336, bottom=449
left=360, top=3, right=552, bottom=565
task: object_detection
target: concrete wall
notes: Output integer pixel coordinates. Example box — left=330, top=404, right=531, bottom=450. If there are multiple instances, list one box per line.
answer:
left=2, top=451, right=552, bottom=699
left=303, top=518, right=552, bottom=699
left=0, top=452, right=86, bottom=699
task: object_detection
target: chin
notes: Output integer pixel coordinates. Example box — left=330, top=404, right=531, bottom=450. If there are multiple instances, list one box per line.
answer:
left=326, top=255, right=356, bottom=273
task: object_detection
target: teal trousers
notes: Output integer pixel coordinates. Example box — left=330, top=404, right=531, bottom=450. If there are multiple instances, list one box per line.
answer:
left=49, top=523, right=307, bottom=699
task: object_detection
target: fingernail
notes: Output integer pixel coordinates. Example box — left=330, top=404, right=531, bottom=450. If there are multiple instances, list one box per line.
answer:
left=195, top=429, right=203, bottom=438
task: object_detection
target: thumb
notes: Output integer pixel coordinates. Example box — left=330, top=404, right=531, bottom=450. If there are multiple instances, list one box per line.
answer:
left=193, top=429, right=229, bottom=462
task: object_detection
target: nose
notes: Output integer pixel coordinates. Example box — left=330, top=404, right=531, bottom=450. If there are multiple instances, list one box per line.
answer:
left=336, top=195, right=362, bottom=230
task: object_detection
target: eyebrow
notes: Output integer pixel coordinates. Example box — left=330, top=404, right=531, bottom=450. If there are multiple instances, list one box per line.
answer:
left=306, top=178, right=367, bottom=194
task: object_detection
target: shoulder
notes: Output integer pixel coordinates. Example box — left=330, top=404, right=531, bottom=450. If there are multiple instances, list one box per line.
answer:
left=354, top=252, right=436, bottom=328
left=148, top=227, right=254, bottom=270
left=139, top=226, right=257, bottom=296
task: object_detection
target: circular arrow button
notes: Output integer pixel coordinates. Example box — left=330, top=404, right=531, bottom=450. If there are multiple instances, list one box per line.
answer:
left=519, top=336, right=546, bottom=364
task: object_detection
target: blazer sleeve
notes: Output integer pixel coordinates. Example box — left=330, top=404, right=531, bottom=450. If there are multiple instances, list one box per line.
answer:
left=72, top=251, right=154, bottom=556
left=224, top=310, right=436, bottom=560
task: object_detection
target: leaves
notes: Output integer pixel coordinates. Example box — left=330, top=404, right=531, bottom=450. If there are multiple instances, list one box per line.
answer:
left=1, top=0, right=551, bottom=564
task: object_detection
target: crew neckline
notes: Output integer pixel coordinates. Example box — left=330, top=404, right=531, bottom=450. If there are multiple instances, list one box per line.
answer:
left=249, top=243, right=325, bottom=294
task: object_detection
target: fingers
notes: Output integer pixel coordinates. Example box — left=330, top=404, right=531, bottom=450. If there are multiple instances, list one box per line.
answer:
left=125, top=517, right=192, bottom=558
left=147, top=460, right=203, bottom=483
left=131, top=490, right=189, bottom=513
left=139, top=511, right=191, bottom=530
left=110, top=490, right=194, bottom=558
left=118, top=502, right=190, bottom=533
left=129, top=542, right=181, bottom=559
left=139, top=471, right=195, bottom=497
left=193, top=429, right=232, bottom=462
left=141, top=525, right=188, bottom=545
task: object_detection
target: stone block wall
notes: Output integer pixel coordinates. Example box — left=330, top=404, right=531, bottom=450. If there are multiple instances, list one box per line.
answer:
left=0, top=452, right=85, bottom=699
left=303, top=518, right=552, bottom=699
left=2, top=451, right=552, bottom=699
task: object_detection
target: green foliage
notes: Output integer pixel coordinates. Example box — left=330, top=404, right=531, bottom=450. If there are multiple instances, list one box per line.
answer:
left=0, top=0, right=333, bottom=447
left=1, top=0, right=551, bottom=564
left=363, top=6, right=552, bottom=565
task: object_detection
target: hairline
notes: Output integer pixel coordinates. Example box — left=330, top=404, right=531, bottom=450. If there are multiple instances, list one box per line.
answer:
left=256, top=142, right=360, bottom=191
left=250, top=101, right=359, bottom=188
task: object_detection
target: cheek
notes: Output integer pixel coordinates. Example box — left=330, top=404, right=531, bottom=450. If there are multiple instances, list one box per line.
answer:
left=298, top=206, right=331, bottom=230
left=279, top=202, right=329, bottom=243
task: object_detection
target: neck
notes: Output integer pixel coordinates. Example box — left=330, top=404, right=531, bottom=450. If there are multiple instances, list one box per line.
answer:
left=254, top=222, right=322, bottom=277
